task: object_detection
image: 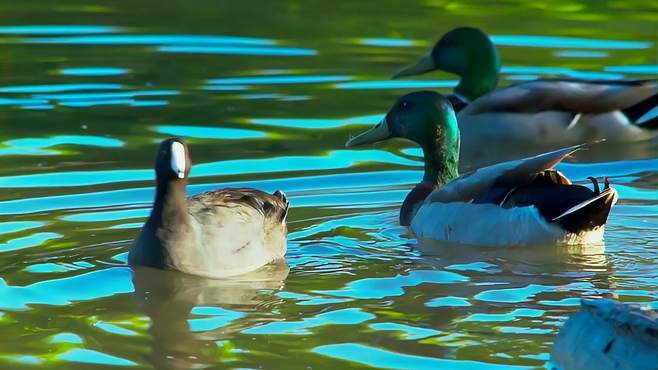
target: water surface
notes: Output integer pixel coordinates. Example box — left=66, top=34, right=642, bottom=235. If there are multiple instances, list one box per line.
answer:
left=0, top=1, right=657, bottom=369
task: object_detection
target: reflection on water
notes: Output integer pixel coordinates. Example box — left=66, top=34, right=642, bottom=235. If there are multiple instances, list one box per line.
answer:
left=132, top=264, right=289, bottom=369
left=0, top=0, right=656, bottom=368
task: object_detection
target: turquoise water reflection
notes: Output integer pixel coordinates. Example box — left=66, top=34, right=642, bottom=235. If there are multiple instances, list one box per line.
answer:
left=0, top=1, right=656, bottom=369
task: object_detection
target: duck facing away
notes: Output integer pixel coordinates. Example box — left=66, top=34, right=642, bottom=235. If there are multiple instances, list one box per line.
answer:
left=391, top=27, right=658, bottom=144
left=129, top=138, right=289, bottom=278
left=346, top=91, right=617, bottom=246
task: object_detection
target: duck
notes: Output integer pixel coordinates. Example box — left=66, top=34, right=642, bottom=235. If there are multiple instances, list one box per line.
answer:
left=129, top=137, right=289, bottom=278
left=391, top=27, right=658, bottom=145
left=550, top=299, right=657, bottom=370
left=346, top=91, right=617, bottom=246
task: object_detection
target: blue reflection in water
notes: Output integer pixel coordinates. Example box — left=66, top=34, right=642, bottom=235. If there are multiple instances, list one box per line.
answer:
left=604, top=65, right=658, bottom=74
left=275, top=291, right=352, bottom=306
left=0, top=25, right=120, bottom=34
left=25, top=263, right=75, bottom=274
left=358, top=38, right=416, bottom=47
left=0, top=97, right=49, bottom=106
left=336, top=80, right=458, bottom=90
left=250, top=113, right=383, bottom=129
left=94, top=321, right=138, bottom=336
left=23, top=34, right=273, bottom=45
left=554, top=50, right=609, bottom=58
left=61, top=208, right=149, bottom=223
left=58, top=348, right=136, bottom=367
left=49, top=333, right=84, bottom=344
left=2, top=356, right=43, bottom=365
left=314, top=343, right=530, bottom=370
left=242, top=308, right=374, bottom=335
left=155, top=125, right=266, bottom=139
left=59, top=67, right=129, bottom=76
left=208, top=75, right=351, bottom=85
left=0, top=84, right=122, bottom=93
left=59, top=99, right=169, bottom=108
left=491, top=35, right=651, bottom=49
left=0, top=169, right=421, bottom=216
left=0, top=232, right=62, bottom=253
left=0, top=135, right=124, bottom=156
left=0, top=149, right=419, bottom=188
left=0, top=221, right=44, bottom=234
left=369, top=322, right=441, bottom=340
left=160, top=45, right=316, bottom=56
left=188, top=306, right=246, bottom=332
left=35, top=90, right=178, bottom=101
left=474, top=284, right=553, bottom=303
left=501, top=66, right=623, bottom=79
left=318, top=270, right=469, bottom=299
left=425, top=296, right=471, bottom=308
left=462, top=308, right=544, bottom=322
left=0, top=267, right=133, bottom=310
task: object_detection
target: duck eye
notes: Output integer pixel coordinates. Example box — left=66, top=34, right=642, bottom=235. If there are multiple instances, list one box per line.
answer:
left=400, top=101, right=412, bottom=109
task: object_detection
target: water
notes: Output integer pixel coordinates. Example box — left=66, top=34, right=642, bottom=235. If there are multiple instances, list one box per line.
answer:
left=0, top=1, right=656, bottom=368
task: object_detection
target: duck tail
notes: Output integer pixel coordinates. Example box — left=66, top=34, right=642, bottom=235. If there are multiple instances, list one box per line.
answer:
left=274, top=190, right=289, bottom=223
left=623, top=93, right=658, bottom=129
left=551, top=178, right=618, bottom=233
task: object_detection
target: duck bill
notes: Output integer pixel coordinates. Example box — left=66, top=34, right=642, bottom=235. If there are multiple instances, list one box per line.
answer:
left=345, top=118, right=391, bottom=147
left=390, top=53, right=435, bottom=79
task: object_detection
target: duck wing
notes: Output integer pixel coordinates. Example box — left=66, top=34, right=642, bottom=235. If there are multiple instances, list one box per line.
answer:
left=463, top=79, right=657, bottom=115
left=417, top=144, right=617, bottom=244
left=189, top=187, right=289, bottom=224
left=426, top=143, right=585, bottom=204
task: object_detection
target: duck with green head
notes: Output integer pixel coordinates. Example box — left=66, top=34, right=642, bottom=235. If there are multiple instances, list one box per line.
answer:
left=347, top=91, right=617, bottom=246
left=391, top=27, right=658, bottom=145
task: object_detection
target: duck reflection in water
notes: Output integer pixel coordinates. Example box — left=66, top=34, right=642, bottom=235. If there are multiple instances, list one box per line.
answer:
left=131, top=262, right=289, bottom=370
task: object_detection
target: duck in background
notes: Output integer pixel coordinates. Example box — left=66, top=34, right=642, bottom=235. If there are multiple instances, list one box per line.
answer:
left=550, top=298, right=658, bottom=370
left=391, top=27, right=658, bottom=146
left=129, top=137, right=289, bottom=278
left=346, top=91, right=617, bottom=246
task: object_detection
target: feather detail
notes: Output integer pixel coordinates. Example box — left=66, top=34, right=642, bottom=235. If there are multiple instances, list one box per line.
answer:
left=425, top=143, right=586, bottom=203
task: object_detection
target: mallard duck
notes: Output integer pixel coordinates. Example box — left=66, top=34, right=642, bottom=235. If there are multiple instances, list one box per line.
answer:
left=129, top=138, right=289, bottom=278
left=550, top=299, right=657, bottom=370
left=346, top=91, right=617, bottom=246
left=391, top=27, right=658, bottom=144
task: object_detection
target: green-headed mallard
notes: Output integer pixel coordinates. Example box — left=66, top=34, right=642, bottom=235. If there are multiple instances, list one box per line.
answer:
left=346, top=91, right=617, bottom=246
left=391, top=27, right=658, bottom=144
left=129, top=138, right=289, bottom=278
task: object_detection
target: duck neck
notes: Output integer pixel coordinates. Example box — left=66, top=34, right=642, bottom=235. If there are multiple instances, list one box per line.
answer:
left=421, top=141, right=459, bottom=185
left=454, top=48, right=500, bottom=101
left=400, top=114, right=460, bottom=226
left=151, top=178, right=189, bottom=231
left=455, top=69, right=498, bottom=101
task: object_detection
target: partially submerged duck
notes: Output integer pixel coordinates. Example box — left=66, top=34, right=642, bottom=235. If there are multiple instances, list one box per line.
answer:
left=391, top=27, right=658, bottom=144
left=129, top=138, right=289, bottom=278
left=550, top=299, right=658, bottom=370
left=346, top=91, right=617, bottom=246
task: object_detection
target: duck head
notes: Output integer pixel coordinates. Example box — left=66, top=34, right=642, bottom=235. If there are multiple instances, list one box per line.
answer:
left=346, top=91, right=460, bottom=184
left=391, top=27, right=500, bottom=101
left=155, top=137, right=191, bottom=182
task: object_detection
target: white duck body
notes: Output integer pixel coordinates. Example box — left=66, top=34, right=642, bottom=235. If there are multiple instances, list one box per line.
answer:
left=129, top=138, right=289, bottom=279
left=458, top=80, right=657, bottom=145
left=410, top=144, right=618, bottom=246
left=163, top=189, right=288, bottom=279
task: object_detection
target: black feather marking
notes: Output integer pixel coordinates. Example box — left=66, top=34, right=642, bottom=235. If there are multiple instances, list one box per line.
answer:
left=587, top=177, right=600, bottom=194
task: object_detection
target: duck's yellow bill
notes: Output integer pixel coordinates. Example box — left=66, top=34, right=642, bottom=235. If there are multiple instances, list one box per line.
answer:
left=345, top=117, right=391, bottom=147
left=390, top=53, right=435, bottom=79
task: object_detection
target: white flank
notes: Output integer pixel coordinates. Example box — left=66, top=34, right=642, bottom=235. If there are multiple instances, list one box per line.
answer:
left=170, top=141, right=186, bottom=178
left=411, top=202, right=605, bottom=246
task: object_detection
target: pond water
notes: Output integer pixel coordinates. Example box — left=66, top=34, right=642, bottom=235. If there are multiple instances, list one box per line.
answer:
left=0, top=1, right=657, bottom=369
